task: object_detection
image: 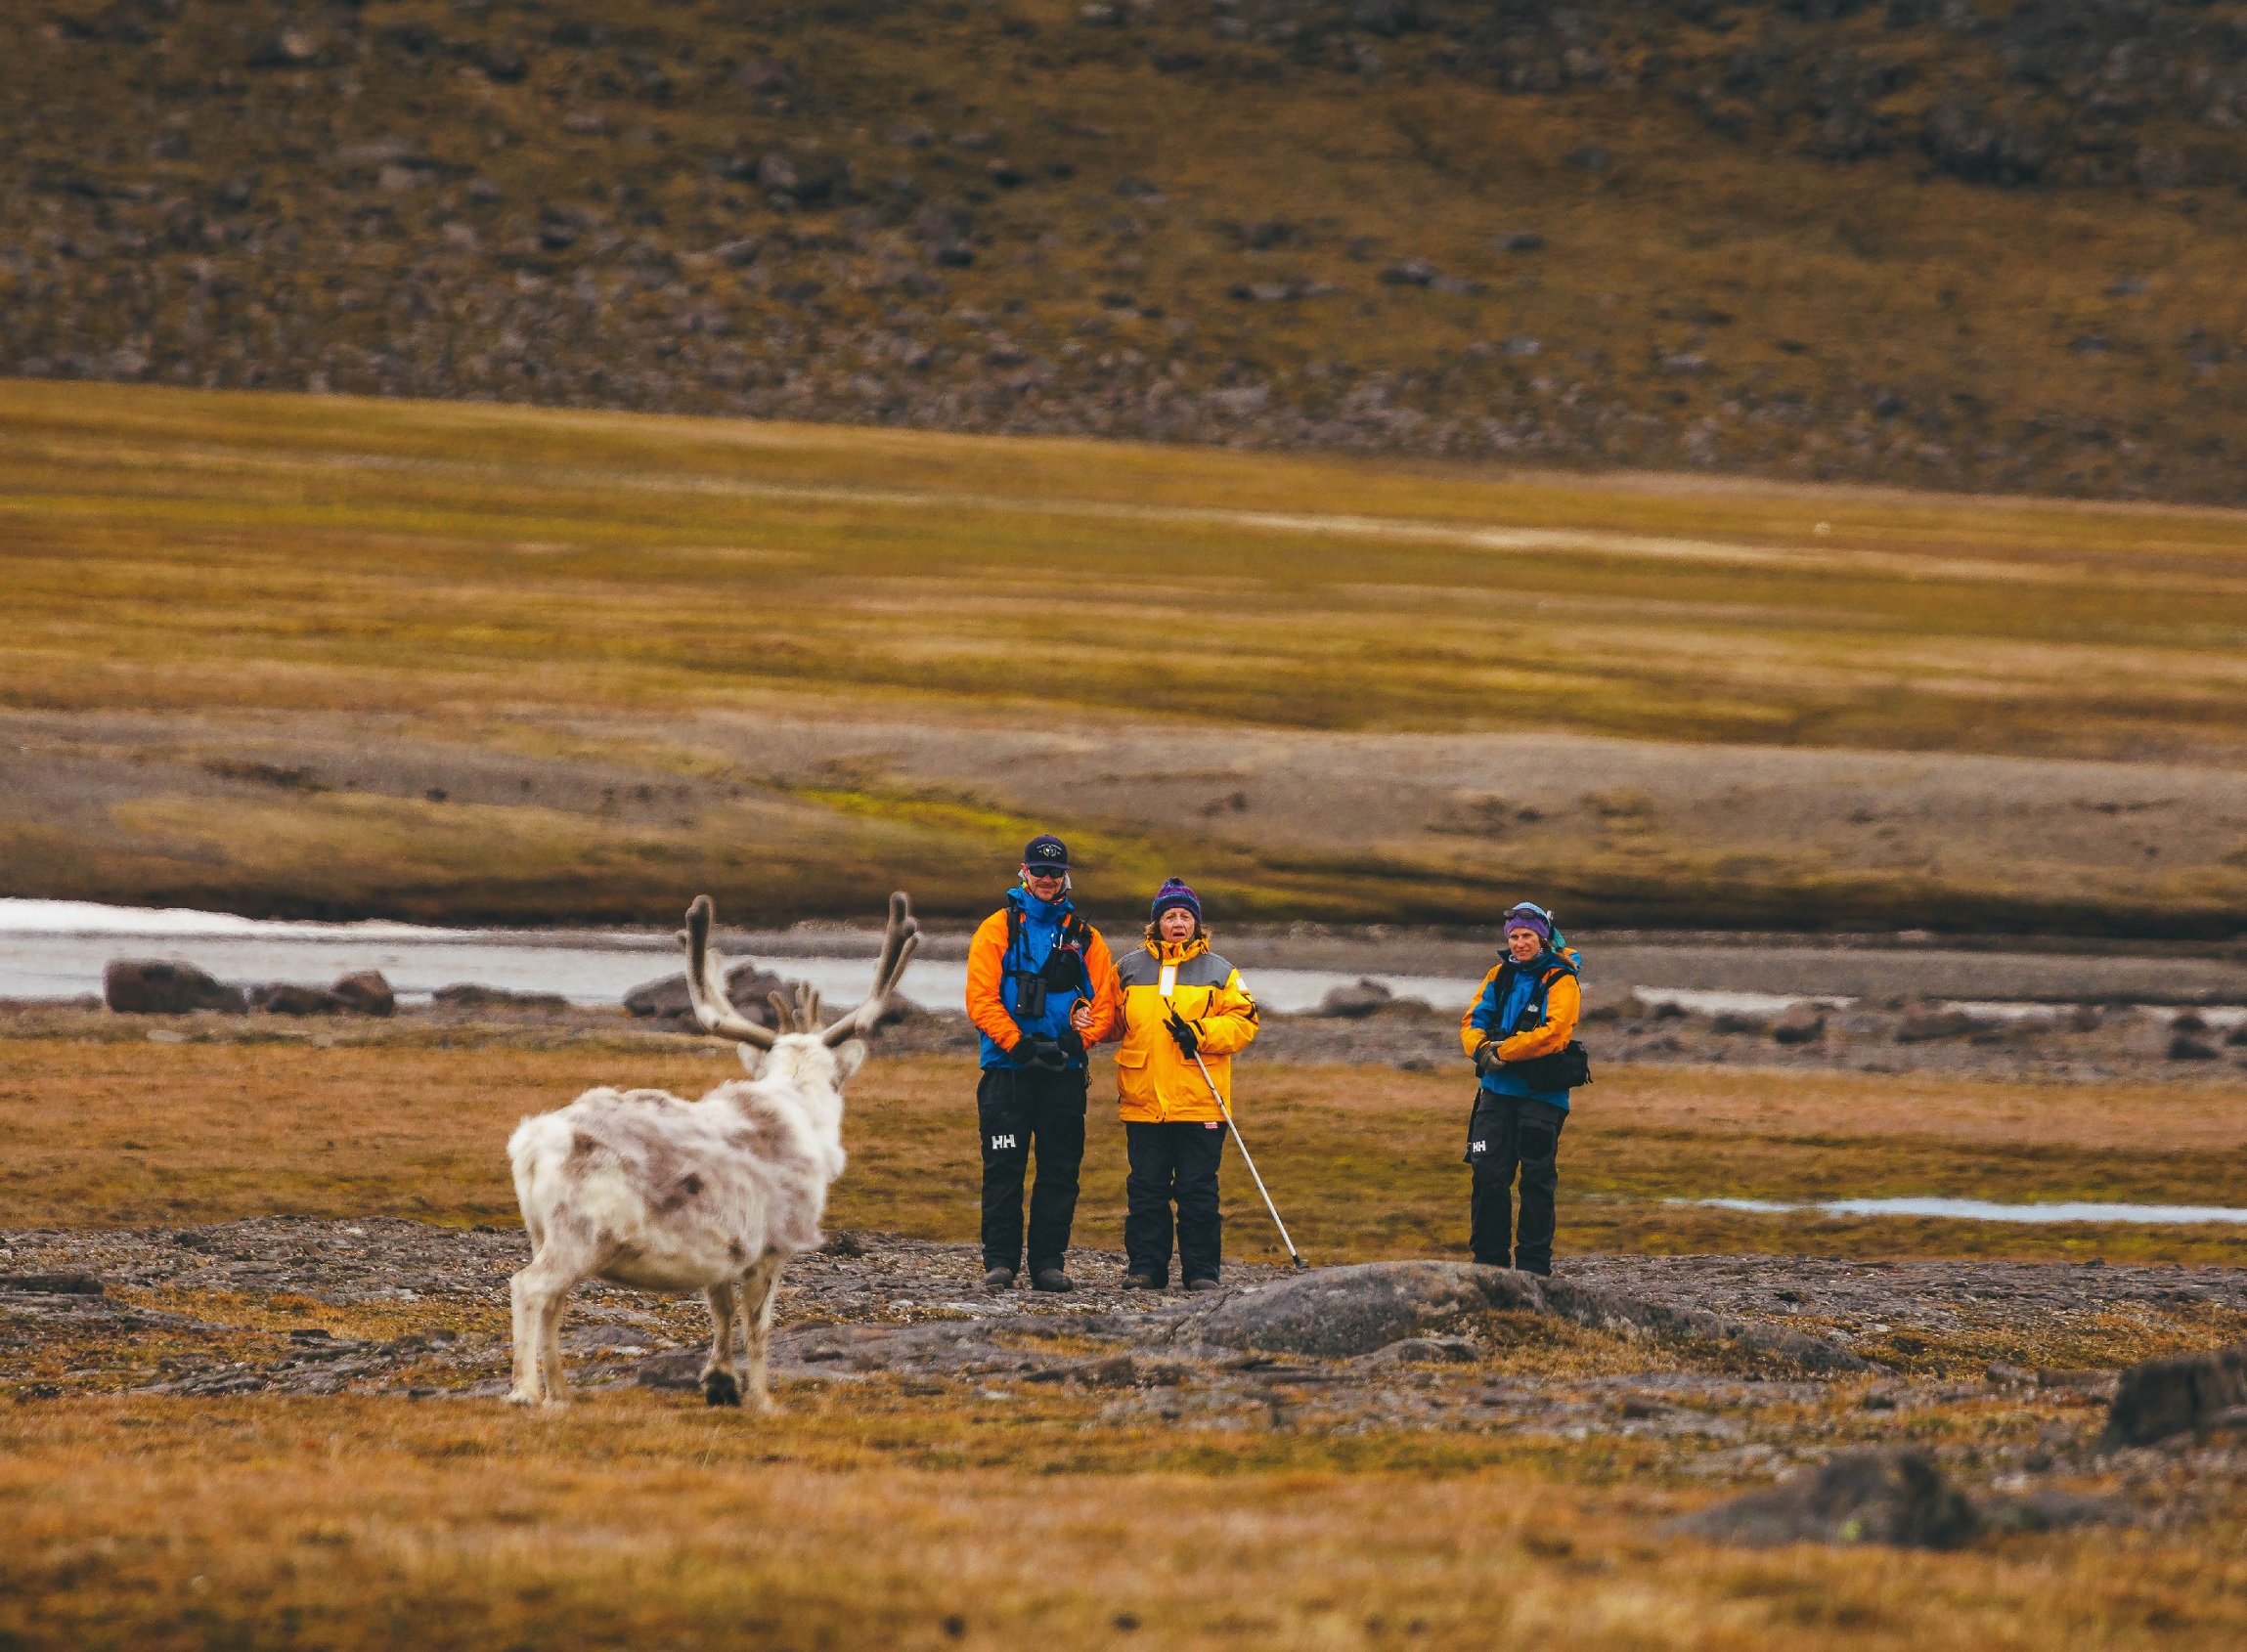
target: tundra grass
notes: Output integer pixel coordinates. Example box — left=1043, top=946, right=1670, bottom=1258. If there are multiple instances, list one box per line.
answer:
left=6, top=1034, right=2245, bottom=1267
left=9, top=1037, right=2247, bottom=1646
left=9, top=382, right=2247, bottom=752
left=8, top=1393, right=2244, bottom=1652
left=7, top=381, right=2247, bottom=928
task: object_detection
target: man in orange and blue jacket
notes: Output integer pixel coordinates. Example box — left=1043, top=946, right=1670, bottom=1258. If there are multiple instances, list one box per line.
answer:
left=963, top=834, right=1121, bottom=1294
left=1459, top=902, right=1582, bottom=1276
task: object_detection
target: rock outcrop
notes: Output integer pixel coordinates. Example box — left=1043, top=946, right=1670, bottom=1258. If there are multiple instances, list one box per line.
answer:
left=2103, top=1343, right=2247, bottom=1448
left=624, top=962, right=790, bottom=1026
left=328, top=971, right=396, bottom=1017
left=1162, top=1260, right=1872, bottom=1372
left=103, top=960, right=246, bottom=1016
left=1669, top=1449, right=1980, bottom=1549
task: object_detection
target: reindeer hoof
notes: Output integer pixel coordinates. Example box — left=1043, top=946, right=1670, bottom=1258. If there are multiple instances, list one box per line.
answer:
left=703, top=1370, right=742, bottom=1408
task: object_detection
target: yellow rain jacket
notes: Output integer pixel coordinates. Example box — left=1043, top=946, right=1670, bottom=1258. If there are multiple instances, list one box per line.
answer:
left=1107, top=935, right=1259, bottom=1123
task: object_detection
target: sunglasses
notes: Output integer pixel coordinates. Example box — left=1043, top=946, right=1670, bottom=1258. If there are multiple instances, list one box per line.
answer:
left=1023, top=867, right=1068, bottom=880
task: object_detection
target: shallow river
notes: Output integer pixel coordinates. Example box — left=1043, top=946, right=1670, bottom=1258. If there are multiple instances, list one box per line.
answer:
left=4, top=899, right=2240, bottom=1028
left=0, top=899, right=1475, bottom=1015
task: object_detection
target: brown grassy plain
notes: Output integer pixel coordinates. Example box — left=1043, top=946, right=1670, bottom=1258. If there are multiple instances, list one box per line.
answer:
left=6, top=1028, right=2247, bottom=1646
left=13, top=1392, right=2247, bottom=1652
left=5, top=382, right=2247, bottom=931
left=9, top=1028, right=2247, bottom=1268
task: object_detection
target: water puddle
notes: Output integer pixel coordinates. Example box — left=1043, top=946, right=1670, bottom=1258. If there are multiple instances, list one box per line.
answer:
left=1621, top=987, right=2243, bottom=1027
left=1677, top=1196, right=2247, bottom=1226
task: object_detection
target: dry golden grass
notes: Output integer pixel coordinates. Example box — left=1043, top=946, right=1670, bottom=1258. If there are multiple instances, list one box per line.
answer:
left=6, top=381, right=2247, bottom=929
left=9, top=1034, right=2247, bottom=1645
left=8, top=1392, right=2243, bottom=1652
left=8, top=1031, right=2246, bottom=1266
left=9, top=381, right=2247, bottom=752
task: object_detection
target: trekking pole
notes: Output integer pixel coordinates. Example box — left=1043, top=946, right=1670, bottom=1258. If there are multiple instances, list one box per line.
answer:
left=1188, top=1049, right=1307, bottom=1271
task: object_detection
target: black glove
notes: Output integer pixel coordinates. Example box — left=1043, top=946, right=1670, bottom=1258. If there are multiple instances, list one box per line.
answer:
left=1018, top=1035, right=1069, bottom=1071
left=1166, top=1012, right=1200, bottom=1058
left=1057, top=1023, right=1085, bottom=1062
left=1474, top=1042, right=1504, bottom=1077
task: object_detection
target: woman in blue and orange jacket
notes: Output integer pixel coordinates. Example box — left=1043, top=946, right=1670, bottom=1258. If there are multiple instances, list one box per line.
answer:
left=1458, top=902, right=1581, bottom=1275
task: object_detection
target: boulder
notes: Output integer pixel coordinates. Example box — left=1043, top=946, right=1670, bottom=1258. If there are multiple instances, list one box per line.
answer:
left=253, top=983, right=347, bottom=1016
left=1895, top=1003, right=1974, bottom=1043
left=0, top=1272, right=104, bottom=1295
left=1355, top=1335, right=1480, bottom=1367
left=1177, top=1261, right=1547, bottom=1356
left=1313, top=978, right=1393, bottom=1019
left=2102, top=1343, right=2247, bottom=1448
left=479, top=44, right=528, bottom=85
left=1669, top=1449, right=1979, bottom=1549
left=2166, top=1032, right=2220, bottom=1062
left=329, top=971, right=395, bottom=1017
left=1710, top=1011, right=1768, bottom=1035
left=104, top=960, right=246, bottom=1016
left=431, top=983, right=570, bottom=1010
left=624, top=963, right=791, bottom=1025
left=1772, top=1005, right=1828, bottom=1045
left=1166, top=1261, right=1867, bottom=1372
left=757, top=151, right=847, bottom=204
left=638, top=1350, right=707, bottom=1391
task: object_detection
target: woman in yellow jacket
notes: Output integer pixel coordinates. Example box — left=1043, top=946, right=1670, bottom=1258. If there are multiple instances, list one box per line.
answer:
left=1105, top=878, right=1259, bottom=1291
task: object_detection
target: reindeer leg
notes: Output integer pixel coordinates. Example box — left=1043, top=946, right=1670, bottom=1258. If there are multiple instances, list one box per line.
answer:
left=701, top=1282, right=743, bottom=1408
left=508, top=1223, right=591, bottom=1408
left=740, top=1249, right=787, bottom=1416
left=507, top=1266, right=543, bottom=1405
left=540, top=1284, right=573, bottom=1403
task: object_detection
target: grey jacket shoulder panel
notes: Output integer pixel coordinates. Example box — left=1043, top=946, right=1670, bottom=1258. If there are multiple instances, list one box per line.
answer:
left=1115, top=949, right=1242, bottom=991
left=1174, top=951, right=1237, bottom=989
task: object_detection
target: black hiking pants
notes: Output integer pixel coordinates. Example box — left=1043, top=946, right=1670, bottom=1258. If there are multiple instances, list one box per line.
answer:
left=1124, top=1119, right=1226, bottom=1286
left=978, top=1065, right=1088, bottom=1276
left=1465, top=1091, right=1567, bottom=1275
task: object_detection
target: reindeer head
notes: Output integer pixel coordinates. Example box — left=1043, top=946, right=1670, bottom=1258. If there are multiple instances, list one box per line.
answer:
left=677, top=891, right=920, bottom=1089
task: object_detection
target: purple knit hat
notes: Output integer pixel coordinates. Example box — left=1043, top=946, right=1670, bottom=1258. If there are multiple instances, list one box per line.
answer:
left=1151, top=878, right=1202, bottom=922
left=1503, top=903, right=1553, bottom=943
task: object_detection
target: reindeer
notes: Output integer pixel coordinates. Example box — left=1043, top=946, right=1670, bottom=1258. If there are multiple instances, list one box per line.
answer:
left=505, top=891, right=918, bottom=1410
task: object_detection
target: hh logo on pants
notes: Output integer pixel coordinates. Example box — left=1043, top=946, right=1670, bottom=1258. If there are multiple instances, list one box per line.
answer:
left=990, top=1133, right=1018, bottom=1151
left=1469, top=1139, right=1487, bottom=1155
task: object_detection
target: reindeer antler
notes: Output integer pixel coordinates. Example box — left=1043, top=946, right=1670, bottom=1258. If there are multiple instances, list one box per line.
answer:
left=679, top=893, right=919, bottom=1050
left=822, top=890, right=921, bottom=1047
left=680, top=894, right=778, bottom=1049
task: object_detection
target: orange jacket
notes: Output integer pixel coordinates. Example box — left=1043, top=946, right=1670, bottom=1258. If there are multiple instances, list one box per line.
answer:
left=1460, top=956, right=1582, bottom=1069
left=1105, top=935, right=1259, bottom=1122
left=964, top=903, right=1121, bottom=1060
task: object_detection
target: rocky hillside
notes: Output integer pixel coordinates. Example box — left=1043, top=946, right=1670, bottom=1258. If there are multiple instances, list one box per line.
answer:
left=8, top=0, right=2247, bottom=501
